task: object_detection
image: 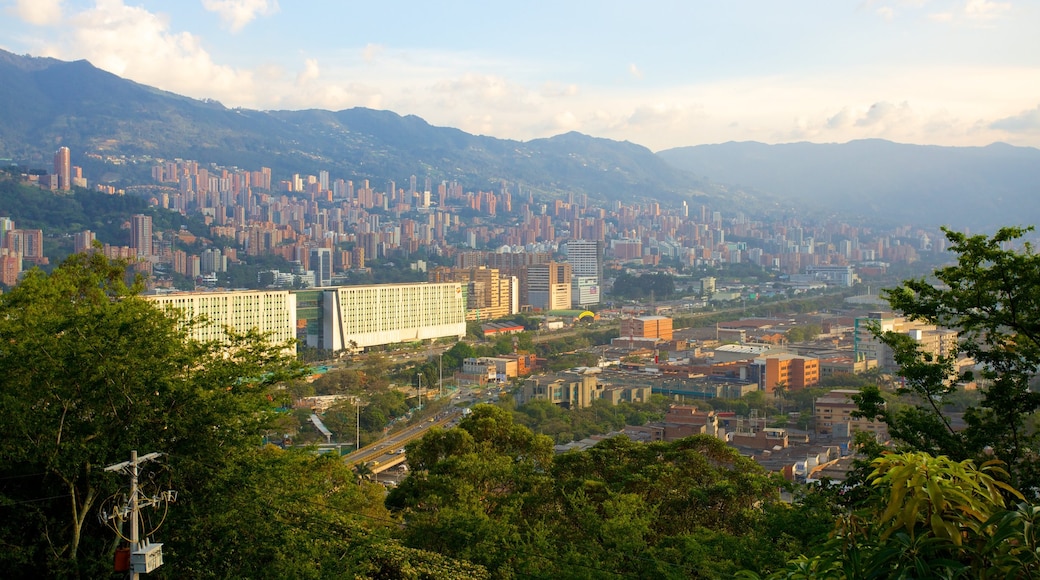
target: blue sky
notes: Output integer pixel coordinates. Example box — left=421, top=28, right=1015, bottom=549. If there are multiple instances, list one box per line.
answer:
left=2, top=0, right=1039, bottom=151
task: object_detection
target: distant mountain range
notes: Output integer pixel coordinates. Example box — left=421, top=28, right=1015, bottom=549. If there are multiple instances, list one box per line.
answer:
left=658, top=140, right=1040, bottom=230
left=1, top=48, right=1038, bottom=230
left=0, top=49, right=710, bottom=206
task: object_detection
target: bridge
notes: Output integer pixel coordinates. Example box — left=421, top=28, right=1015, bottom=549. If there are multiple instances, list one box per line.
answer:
left=342, top=409, right=461, bottom=473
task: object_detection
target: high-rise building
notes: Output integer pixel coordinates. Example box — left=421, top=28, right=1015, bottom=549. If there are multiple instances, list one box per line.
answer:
left=565, top=240, right=602, bottom=306
left=53, top=147, right=71, bottom=191
left=524, top=261, right=572, bottom=311
left=130, top=214, right=153, bottom=258
left=53, top=148, right=72, bottom=187
left=310, top=247, right=332, bottom=287
left=428, top=266, right=518, bottom=321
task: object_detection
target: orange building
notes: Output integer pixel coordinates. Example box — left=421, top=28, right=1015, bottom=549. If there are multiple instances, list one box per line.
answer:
left=619, top=315, right=673, bottom=341
left=754, top=353, right=819, bottom=392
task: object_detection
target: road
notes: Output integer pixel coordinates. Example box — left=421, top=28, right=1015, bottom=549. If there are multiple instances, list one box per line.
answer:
left=342, top=409, right=461, bottom=473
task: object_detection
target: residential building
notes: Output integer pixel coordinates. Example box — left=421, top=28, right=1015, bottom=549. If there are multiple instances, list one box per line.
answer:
left=53, top=146, right=71, bottom=191
left=814, top=389, right=889, bottom=439
left=131, top=214, right=153, bottom=258
left=854, top=312, right=958, bottom=370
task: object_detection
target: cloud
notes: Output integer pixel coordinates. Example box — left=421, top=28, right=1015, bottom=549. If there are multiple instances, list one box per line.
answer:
left=296, top=58, right=319, bottom=85
left=8, top=0, right=63, bottom=25
left=200, top=0, right=278, bottom=33
left=855, top=101, right=912, bottom=127
left=39, top=0, right=266, bottom=107
left=629, top=63, right=643, bottom=80
left=963, top=0, right=1010, bottom=21
left=540, top=82, right=579, bottom=98
left=877, top=6, right=896, bottom=21
left=928, top=0, right=1010, bottom=24
left=991, top=105, right=1040, bottom=133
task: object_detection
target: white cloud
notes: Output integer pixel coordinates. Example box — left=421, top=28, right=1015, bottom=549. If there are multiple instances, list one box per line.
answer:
left=8, top=0, right=63, bottom=25
left=37, top=0, right=267, bottom=107
left=200, top=0, right=278, bottom=33
left=963, top=0, right=1011, bottom=21
left=855, top=101, right=912, bottom=127
left=12, top=1, right=1040, bottom=151
left=991, top=104, right=1040, bottom=134
left=877, top=6, right=896, bottom=20
left=629, top=63, right=643, bottom=79
left=296, top=58, right=319, bottom=85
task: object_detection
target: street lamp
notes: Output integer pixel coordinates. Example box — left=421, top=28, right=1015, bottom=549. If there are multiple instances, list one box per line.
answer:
left=416, top=373, right=422, bottom=411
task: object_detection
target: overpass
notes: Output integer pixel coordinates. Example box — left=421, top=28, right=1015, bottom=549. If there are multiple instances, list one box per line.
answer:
left=343, top=409, right=461, bottom=473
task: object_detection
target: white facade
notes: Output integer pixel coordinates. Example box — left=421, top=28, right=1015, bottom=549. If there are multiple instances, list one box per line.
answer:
left=566, top=240, right=602, bottom=278
left=805, top=265, right=856, bottom=287
left=145, top=290, right=297, bottom=354
left=322, top=282, right=466, bottom=351
left=572, top=275, right=601, bottom=306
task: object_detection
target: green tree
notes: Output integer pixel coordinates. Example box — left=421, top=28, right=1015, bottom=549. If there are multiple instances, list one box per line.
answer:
left=0, top=254, right=305, bottom=577
left=858, top=227, right=1040, bottom=488
left=762, top=452, right=1039, bottom=580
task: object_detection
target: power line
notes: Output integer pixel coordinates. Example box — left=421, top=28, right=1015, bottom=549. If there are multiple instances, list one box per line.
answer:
left=0, top=493, right=73, bottom=506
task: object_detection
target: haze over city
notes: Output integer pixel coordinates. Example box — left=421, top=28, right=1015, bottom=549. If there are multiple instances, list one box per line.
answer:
left=2, top=0, right=1039, bottom=151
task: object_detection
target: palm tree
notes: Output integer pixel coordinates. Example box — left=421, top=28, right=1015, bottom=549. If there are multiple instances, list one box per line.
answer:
left=773, top=381, right=789, bottom=416
left=353, top=461, right=374, bottom=485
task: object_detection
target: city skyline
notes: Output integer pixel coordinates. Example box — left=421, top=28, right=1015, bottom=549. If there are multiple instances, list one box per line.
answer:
left=0, top=0, right=1038, bottom=151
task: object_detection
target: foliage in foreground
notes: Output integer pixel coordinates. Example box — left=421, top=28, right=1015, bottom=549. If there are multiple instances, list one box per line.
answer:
left=759, top=452, right=1040, bottom=579
left=0, top=254, right=484, bottom=578
left=387, top=405, right=831, bottom=579
left=854, top=227, right=1040, bottom=490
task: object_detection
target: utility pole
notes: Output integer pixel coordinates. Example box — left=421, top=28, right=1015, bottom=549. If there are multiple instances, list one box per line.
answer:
left=439, top=352, right=443, bottom=397
left=416, top=373, right=422, bottom=411
left=103, top=451, right=173, bottom=579
left=356, top=401, right=361, bottom=451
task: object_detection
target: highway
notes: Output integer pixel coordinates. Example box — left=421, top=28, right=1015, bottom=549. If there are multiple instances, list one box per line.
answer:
left=342, top=409, right=461, bottom=473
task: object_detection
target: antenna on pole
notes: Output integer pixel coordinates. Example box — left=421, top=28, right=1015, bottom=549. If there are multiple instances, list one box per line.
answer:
left=101, top=451, right=175, bottom=578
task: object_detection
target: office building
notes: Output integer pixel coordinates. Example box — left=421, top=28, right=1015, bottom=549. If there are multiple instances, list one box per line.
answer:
left=524, top=261, right=571, bottom=311
left=145, top=289, right=297, bottom=354
left=749, top=353, right=820, bottom=392
left=310, top=247, right=332, bottom=287
left=322, top=282, right=466, bottom=352
left=620, top=316, right=673, bottom=341
left=565, top=239, right=603, bottom=279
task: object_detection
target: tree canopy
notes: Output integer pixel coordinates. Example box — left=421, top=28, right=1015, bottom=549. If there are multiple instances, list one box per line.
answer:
left=0, top=254, right=483, bottom=578
left=855, top=226, right=1040, bottom=490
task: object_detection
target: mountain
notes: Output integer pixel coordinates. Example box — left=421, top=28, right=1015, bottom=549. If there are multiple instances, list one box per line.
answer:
left=0, top=49, right=709, bottom=205
left=657, top=140, right=1040, bottom=230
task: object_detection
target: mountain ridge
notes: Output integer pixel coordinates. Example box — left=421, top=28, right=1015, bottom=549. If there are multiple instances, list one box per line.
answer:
left=0, top=49, right=710, bottom=206
left=658, top=139, right=1040, bottom=230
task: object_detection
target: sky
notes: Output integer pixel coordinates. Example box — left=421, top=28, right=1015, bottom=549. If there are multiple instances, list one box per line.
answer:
left=1, top=0, right=1039, bottom=151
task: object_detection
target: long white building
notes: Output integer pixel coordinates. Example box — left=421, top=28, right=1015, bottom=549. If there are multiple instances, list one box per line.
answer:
left=322, top=282, right=467, bottom=352
left=144, top=290, right=298, bottom=353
